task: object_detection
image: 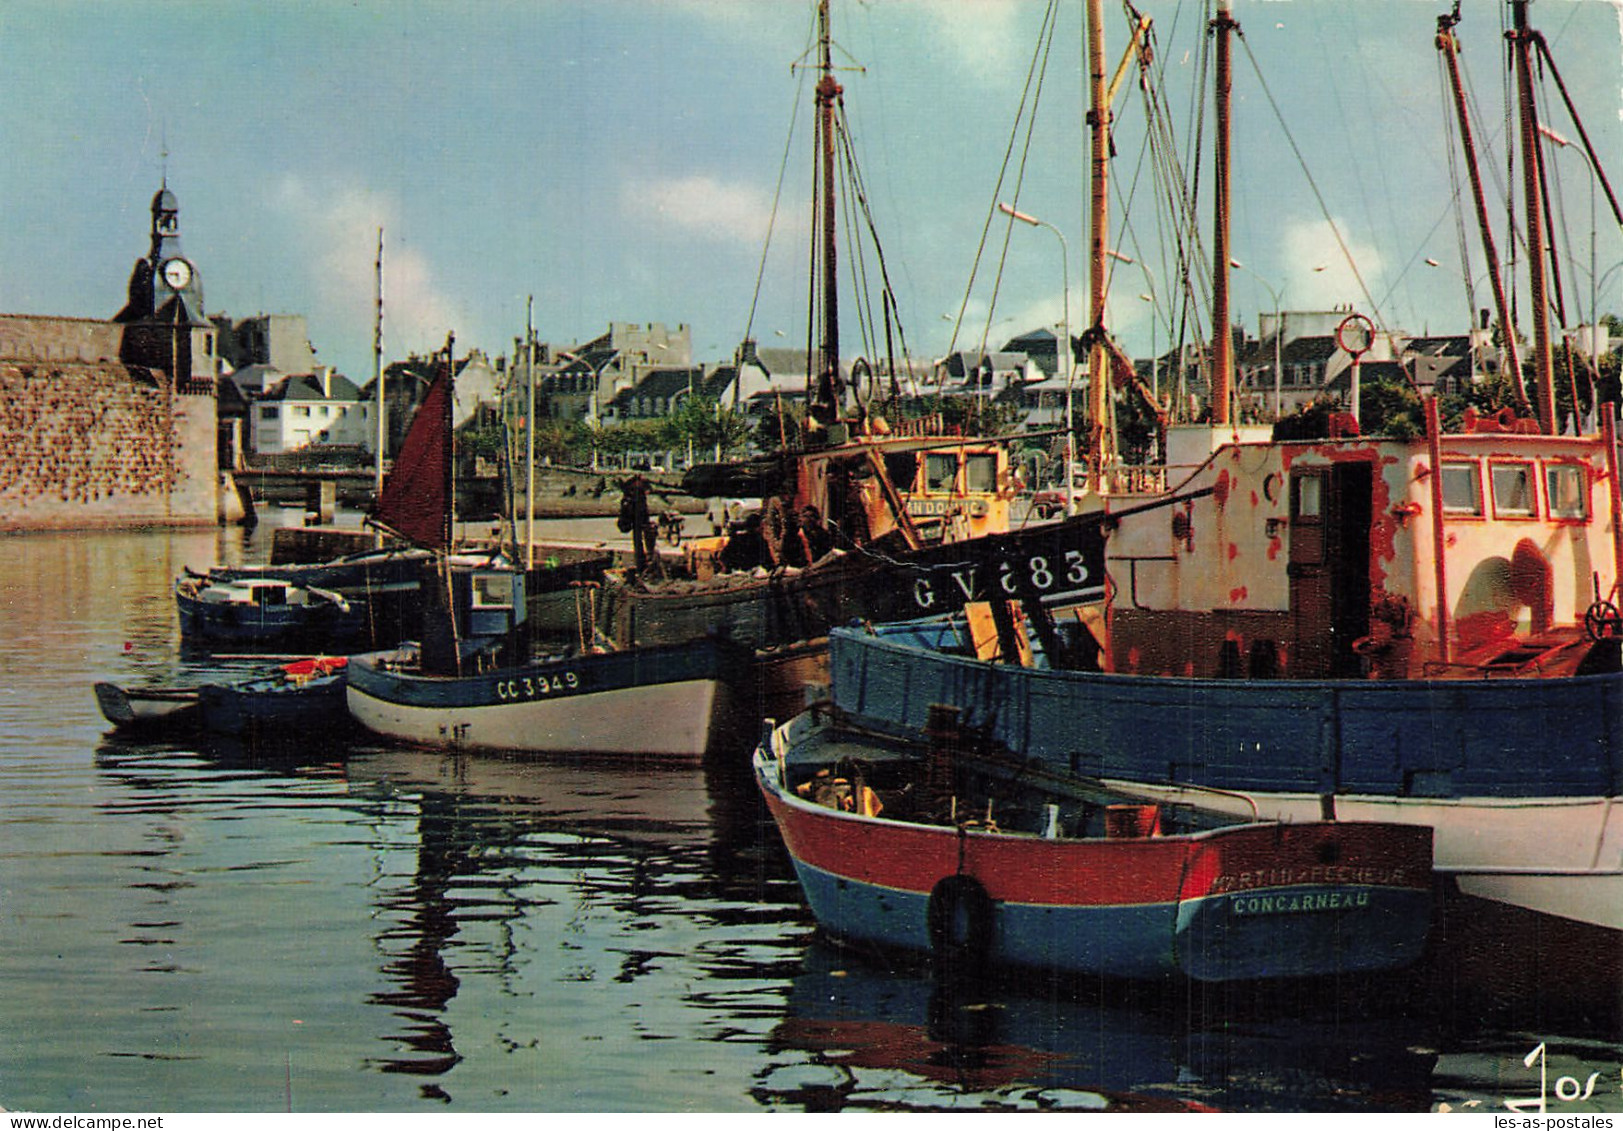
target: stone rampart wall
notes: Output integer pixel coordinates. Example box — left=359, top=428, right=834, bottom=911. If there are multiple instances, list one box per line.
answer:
left=0, top=363, right=217, bottom=530
left=0, top=315, right=123, bottom=364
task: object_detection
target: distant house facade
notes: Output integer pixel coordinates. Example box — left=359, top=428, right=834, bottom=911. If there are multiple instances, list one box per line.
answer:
left=252, top=369, right=372, bottom=455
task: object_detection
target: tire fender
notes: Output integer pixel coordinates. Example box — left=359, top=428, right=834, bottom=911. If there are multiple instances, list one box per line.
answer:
left=926, top=873, right=994, bottom=969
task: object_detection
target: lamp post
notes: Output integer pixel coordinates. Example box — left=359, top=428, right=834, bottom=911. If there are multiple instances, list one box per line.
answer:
left=999, top=201, right=1073, bottom=514
left=1539, top=124, right=1599, bottom=346
left=1230, top=259, right=1283, bottom=419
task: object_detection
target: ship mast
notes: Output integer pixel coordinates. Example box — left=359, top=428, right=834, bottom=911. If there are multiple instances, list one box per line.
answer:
left=1434, top=6, right=1527, bottom=410
left=1511, top=0, right=1557, bottom=433
left=811, top=0, right=844, bottom=428
left=1085, top=0, right=1110, bottom=490
left=1209, top=0, right=1236, bottom=427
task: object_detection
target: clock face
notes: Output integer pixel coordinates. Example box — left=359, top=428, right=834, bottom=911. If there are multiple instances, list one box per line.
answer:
left=161, top=258, right=192, bottom=290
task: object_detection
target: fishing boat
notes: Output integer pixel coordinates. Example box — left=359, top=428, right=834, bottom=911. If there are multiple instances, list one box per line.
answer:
left=346, top=635, right=752, bottom=762
left=175, top=575, right=357, bottom=650
left=825, top=0, right=1623, bottom=947
left=757, top=703, right=1434, bottom=983
left=344, top=338, right=753, bottom=762
left=96, top=655, right=353, bottom=737
left=196, top=655, right=351, bottom=738
left=181, top=548, right=433, bottom=652
left=589, top=1, right=1105, bottom=723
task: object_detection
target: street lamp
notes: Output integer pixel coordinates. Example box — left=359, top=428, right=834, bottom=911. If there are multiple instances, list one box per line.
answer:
left=1539, top=124, right=1599, bottom=344
left=999, top=201, right=1074, bottom=514
left=1230, top=259, right=1283, bottom=420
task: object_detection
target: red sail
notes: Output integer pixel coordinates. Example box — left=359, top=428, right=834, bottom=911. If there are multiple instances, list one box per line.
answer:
left=370, top=364, right=452, bottom=551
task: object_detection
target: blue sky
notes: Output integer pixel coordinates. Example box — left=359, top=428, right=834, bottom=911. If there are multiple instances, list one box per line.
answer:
left=2, top=0, right=1620, bottom=383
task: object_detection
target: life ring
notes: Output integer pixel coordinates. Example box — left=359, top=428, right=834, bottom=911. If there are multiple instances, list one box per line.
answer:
left=926, top=873, right=994, bottom=971
left=761, top=496, right=790, bottom=566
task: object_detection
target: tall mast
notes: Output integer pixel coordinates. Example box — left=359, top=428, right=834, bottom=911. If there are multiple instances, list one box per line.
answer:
left=373, top=229, right=385, bottom=501
left=1435, top=7, right=1527, bottom=409
left=444, top=331, right=456, bottom=550
left=1511, top=0, right=1556, bottom=432
left=813, top=0, right=842, bottom=425
left=1209, top=0, right=1236, bottom=427
left=525, top=296, right=535, bottom=571
left=1085, top=0, right=1109, bottom=489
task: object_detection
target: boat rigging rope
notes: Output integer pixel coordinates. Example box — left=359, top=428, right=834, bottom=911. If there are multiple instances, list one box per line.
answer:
left=942, top=0, right=1059, bottom=369
left=741, top=24, right=812, bottom=360
left=1232, top=29, right=1389, bottom=341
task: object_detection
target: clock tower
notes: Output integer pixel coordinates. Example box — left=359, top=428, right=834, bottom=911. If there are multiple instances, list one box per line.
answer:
left=115, top=178, right=216, bottom=383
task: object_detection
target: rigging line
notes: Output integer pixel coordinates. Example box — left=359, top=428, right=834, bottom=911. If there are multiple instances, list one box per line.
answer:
left=834, top=114, right=880, bottom=366
left=944, top=0, right=1058, bottom=361
left=975, top=0, right=1059, bottom=365
left=1531, top=71, right=1569, bottom=330
left=972, top=3, right=1058, bottom=368
left=1234, top=29, right=1387, bottom=338
left=743, top=61, right=811, bottom=350
left=837, top=104, right=916, bottom=377
left=1532, top=33, right=1623, bottom=229
left=1434, top=51, right=1480, bottom=327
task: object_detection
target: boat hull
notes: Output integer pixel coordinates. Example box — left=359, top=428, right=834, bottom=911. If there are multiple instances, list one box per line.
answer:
left=198, top=673, right=349, bottom=737
left=829, top=626, right=1623, bottom=933
left=755, top=725, right=1432, bottom=982
left=93, top=682, right=200, bottom=730
left=1099, top=784, right=1623, bottom=933
left=176, top=584, right=355, bottom=650
left=346, top=639, right=750, bottom=761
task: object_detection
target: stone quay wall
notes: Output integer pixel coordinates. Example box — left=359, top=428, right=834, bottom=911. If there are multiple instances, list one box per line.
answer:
left=0, top=361, right=218, bottom=531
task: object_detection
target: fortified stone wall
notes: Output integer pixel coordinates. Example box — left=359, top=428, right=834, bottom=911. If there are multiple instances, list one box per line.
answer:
left=0, top=361, right=218, bottom=530
left=0, top=315, right=124, bottom=365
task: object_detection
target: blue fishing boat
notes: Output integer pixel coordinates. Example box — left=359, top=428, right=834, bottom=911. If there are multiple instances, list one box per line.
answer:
left=196, top=655, right=351, bottom=738
left=175, top=575, right=357, bottom=650
left=757, top=704, right=1433, bottom=982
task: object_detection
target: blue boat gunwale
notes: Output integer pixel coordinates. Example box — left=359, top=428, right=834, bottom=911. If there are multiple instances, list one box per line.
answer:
left=829, top=622, right=1623, bottom=799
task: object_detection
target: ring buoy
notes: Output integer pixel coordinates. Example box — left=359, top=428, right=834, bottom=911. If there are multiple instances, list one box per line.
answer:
left=926, top=874, right=994, bottom=970
left=761, top=497, right=789, bottom=566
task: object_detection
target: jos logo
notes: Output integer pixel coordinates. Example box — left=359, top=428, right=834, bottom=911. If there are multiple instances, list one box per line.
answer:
left=1503, top=1043, right=1608, bottom=1114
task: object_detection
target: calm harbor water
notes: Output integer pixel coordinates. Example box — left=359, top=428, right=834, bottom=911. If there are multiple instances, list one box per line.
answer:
left=0, top=521, right=1619, bottom=1113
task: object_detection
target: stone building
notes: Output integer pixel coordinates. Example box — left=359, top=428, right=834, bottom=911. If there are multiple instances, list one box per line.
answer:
left=0, top=181, right=220, bottom=530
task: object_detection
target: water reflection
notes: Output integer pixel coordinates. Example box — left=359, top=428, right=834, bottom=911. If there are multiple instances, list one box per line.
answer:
left=760, top=942, right=1438, bottom=1112
left=6, top=526, right=1620, bottom=1112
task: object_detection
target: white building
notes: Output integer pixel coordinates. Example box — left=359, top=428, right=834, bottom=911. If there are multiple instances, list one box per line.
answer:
left=253, top=369, right=373, bottom=455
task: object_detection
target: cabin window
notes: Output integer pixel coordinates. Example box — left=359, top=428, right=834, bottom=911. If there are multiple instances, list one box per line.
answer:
left=1292, top=473, right=1324, bottom=520
left=964, top=453, right=998, bottom=493
left=471, top=573, right=512, bottom=609
left=1490, top=462, right=1536, bottom=518
left=1440, top=461, right=1483, bottom=516
left=1546, top=463, right=1588, bottom=520
left=924, top=453, right=957, bottom=493
left=884, top=451, right=919, bottom=492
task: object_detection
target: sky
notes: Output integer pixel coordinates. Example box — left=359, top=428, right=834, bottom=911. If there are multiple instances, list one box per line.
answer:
left=2, top=0, right=1621, bottom=385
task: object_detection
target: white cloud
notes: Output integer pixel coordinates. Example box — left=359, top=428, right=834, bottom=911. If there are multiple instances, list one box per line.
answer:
left=620, top=173, right=788, bottom=248
left=264, top=175, right=466, bottom=368
left=1280, top=218, right=1384, bottom=311
left=925, top=0, right=1030, bottom=86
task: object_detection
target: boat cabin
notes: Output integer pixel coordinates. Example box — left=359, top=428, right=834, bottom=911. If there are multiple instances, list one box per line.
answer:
left=1102, top=420, right=1621, bottom=681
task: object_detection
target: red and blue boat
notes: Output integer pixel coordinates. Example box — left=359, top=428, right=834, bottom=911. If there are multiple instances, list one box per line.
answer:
left=756, top=705, right=1434, bottom=983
